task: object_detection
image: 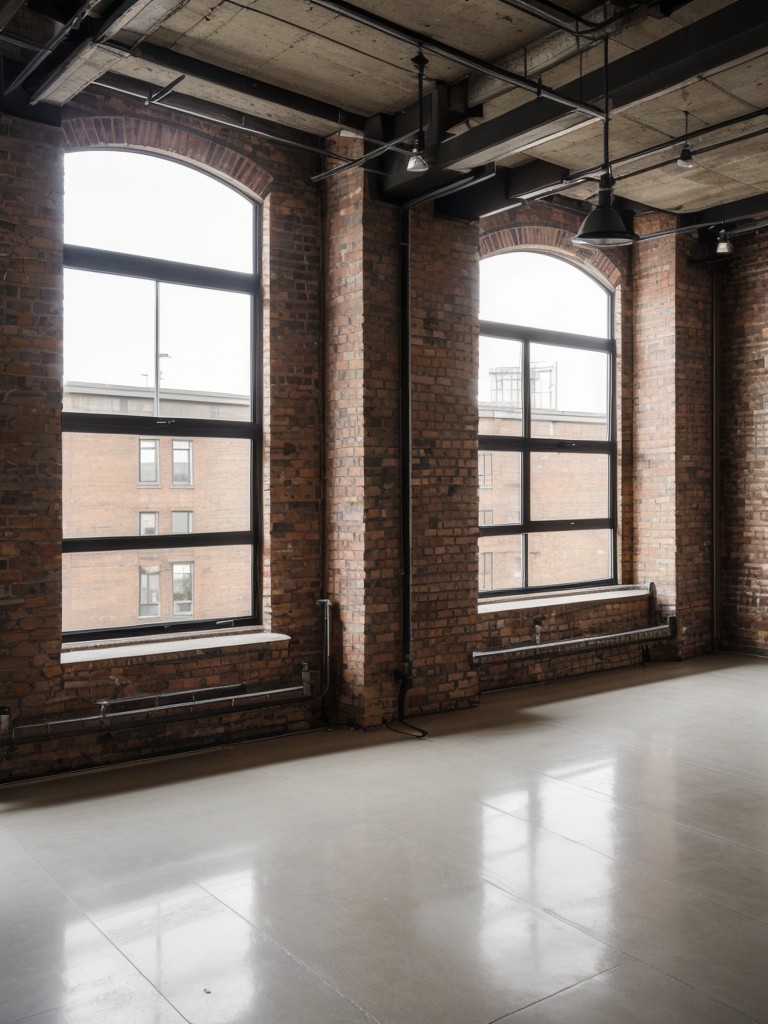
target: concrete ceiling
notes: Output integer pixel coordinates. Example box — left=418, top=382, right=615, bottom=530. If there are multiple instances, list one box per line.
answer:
left=2, top=0, right=768, bottom=228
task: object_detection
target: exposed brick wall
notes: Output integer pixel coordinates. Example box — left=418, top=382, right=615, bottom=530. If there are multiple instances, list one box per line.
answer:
left=718, top=231, right=768, bottom=654
left=0, top=115, right=63, bottom=742
left=323, top=137, right=369, bottom=722
left=632, top=217, right=678, bottom=619
left=674, top=233, right=714, bottom=656
left=1, top=91, right=728, bottom=780
left=633, top=215, right=714, bottom=657
left=408, top=203, right=482, bottom=713
left=322, top=136, right=401, bottom=727
left=1, top=90, right=327, bottom=780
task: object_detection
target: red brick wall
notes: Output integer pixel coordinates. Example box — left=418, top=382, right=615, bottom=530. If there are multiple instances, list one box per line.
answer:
left=322, top=138, right=402, bottom=727
left=718, top=231, right=768, bottom=653
left=1, top=92, right=327, bottom=780
left=633, top=216, right=714, bottom=657
left=674, top=233, right=714, bottom=656
left=0, top=115, right=63, bottom=732
left=633, top=219, right=678, bottom=617
left=1, top=91, right=728, bottom=780
left=408, top=204, right=482, bottom=712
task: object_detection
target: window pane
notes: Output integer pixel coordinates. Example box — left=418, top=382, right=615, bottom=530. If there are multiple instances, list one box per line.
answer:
left=62, top=546, right=252, bottom=632
left=63, top=270, right=156, bottom=410
left=479, top=336, right=522, bottom=437
left=527, top=530, right=612, bottom=588
left=139, top=566, right=160, bottom=617
left=478, top=451, right=521, bottom=524
left=64, top=151, right=253, bottom=273
left=172, top=440, right=192, bottom=486
left=157, top=285, right=252, bottom=419
left=172, top=511, right=193, bottom=534
left=530, top=453, right=610, bottom=520
left=480, top=252, right=609, bottom=337
left=63, top=435, right=251, bottom=538
left=172, top=563, right=194, bottom=615
left=479, top=535, right=523, bottom=592
left=529, top=343, right=609, bottom=440
left=139, top=439, right=159, bottom=484
left=139, top=512, right=158, bottom=535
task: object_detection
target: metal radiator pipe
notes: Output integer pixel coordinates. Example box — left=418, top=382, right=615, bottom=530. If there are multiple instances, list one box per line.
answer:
left=12, top=685, right=305, bottom=740
left=471, top=621, right=674, bottom=664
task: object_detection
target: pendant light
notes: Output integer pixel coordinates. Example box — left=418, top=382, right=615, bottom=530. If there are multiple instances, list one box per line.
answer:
left=573, top=39, right=635, bottom=247
left=677, top=112, right=694, bottom=169
left=716, top=227, right=734, bottom=255
left=406, top=50, right=429, bottom=173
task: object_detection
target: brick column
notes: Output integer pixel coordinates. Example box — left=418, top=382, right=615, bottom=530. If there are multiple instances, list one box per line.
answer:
left=0, top=115, right=64, bottom=720
left=323, top=139, right=401, bottom=725
left=633, top=216, right=714, bottom=655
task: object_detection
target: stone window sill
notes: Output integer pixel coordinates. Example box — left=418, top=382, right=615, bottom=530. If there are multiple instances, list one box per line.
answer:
left=479, top=584, right=647, bottom=614
left=61, top=629, right=291, bottom=664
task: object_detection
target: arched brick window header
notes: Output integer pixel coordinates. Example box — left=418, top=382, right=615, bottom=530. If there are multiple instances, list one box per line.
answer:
left=63, top=116, right=273, bottom=201
left=480, top=223, right=623, bottom=291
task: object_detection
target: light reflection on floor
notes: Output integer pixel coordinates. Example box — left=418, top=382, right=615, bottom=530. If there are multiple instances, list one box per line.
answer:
left=2, top=653, right=768, bottom=1023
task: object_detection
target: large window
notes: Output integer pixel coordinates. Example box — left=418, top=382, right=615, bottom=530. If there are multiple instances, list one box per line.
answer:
left=478, top=251, right=616, bottom=595
left=62, top=150, right=259, bottom=639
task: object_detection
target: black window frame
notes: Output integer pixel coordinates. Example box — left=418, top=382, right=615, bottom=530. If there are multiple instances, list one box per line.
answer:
left=479, top=281, right=617, bottom=598
left=62, top=159, right=261, bottom=642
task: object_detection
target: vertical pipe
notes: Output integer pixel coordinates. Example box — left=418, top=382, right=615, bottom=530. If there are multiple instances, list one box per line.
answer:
left=399, top=207, right=413, bottom=686
left=711, top=267, right=720, bottom=650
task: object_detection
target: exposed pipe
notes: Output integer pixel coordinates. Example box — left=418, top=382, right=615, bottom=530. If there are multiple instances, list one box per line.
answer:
left=317, top=598, right=332, bottom=701
left=711, top=265, right=721, bottom=651
left=95, top=77, right=366, bottom=169
left=4, top=0, right=98, bottom=94
left=309, top=0, right=603, bottom=120
left=497, top=0, right=648, bottom=36
left=11, top=684, right=306, bottom=742
left=471, top=621, right=675, bottom=663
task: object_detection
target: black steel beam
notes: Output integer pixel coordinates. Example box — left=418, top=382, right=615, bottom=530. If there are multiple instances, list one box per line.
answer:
left=438, top=0, right=768, bottom=174
left=123, top=42, right=367, bottom=132
left=0, top=0, right=26, bottom=32
left=435, top=160, right=569, bottom=221
left=309, top=0, right=602, bottom=119
left=0, top=57, right=61, bottom=123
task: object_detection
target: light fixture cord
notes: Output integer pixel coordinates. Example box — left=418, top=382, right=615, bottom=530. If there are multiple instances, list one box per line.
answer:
left=413, top=49, right=427, bottom=149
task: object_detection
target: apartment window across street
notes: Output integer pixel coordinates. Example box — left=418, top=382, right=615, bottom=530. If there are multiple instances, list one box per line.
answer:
left=139, top=566, right=160, bottom=617
left=62, top=150, right=260, bottom=639
left=171, top=511, right=193, bottom=534
left=172, top=440, right=192, bottom=486
left=172, top=562, right=194, bottom=615
left=139, top=439, right=158, bottom=484
left=139, top=511, right=158, bottom=535
left=478, top=251, right=616, bottom=595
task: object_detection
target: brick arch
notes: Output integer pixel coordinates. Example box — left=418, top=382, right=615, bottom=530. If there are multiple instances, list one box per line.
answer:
left=479, top=223, right=623, bottom=291
left=62, top=115, right=273, bottom=200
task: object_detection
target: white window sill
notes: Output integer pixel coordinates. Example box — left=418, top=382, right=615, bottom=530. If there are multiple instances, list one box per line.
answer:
left=61, top=629, right=291, bottom=664
left=479, top=584, right=647, bottom=614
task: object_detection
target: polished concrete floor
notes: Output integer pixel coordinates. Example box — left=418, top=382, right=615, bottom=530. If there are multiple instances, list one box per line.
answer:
left=3, top=653, right=768, bottom=1023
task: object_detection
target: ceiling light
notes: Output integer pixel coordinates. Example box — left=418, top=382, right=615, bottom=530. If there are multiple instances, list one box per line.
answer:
left=573, top=173, right=636, bottom=247
left=406, top=49, right=429, bottom=174
left=716, top=227, right=734, bottom=255
left=406, top=140, right=429, bottom=173
left=676, top=143, right=694, bottom=169
left=572, top=39, right=635, bottom=248
left=676, top=112, right=694, bottom=169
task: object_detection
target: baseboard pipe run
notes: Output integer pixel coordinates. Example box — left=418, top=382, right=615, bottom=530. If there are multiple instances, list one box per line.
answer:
left=10, top=685, right=306, bottom=742
left=471, top=621, right=675, bottom=664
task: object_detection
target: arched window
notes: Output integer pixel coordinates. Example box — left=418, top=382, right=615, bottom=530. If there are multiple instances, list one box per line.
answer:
left=62, top=150, right=260, bottom=638
left=478, top=251, right=616, bottom=594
